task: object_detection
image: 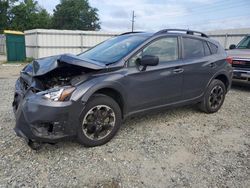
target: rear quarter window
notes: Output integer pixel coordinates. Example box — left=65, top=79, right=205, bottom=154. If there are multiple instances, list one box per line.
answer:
left=208, top=42, right=218, bottom=54
left=203, top=42, right=211, bottom=56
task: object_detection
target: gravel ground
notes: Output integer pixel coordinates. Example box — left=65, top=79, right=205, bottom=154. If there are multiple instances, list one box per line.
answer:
left=0, top=64, right=249, bottom=188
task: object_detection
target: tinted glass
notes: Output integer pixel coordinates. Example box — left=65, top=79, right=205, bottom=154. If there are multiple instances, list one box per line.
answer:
left=183, top=38, right=205, bottom=59
left=128, top=37, right=178, bottom=66
left=237, top=36, right=250, bottom=49
left=78, top=35, right=148, bottom=64
left=204, top=42, right=211, bottom=56
left=142, top=37, right=178, bottom=63
left=208, top=42, right=218, bottom=54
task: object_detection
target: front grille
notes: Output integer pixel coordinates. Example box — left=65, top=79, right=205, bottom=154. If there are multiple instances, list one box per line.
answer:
left=232, top=60, right=250, bottom=68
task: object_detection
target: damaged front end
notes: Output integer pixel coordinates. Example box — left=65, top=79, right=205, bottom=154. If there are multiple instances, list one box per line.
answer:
left=13, top=54, right=106, bottom=148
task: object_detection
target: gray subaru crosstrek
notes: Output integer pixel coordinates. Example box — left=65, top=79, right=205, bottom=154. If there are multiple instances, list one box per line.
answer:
left=13, top=29, right=233, bottom=149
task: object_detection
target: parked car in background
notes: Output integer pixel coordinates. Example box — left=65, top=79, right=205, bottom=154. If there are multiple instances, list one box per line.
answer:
left=227, top=35, right=250, bottom=83
left=13, top=29, right=233, bottom=149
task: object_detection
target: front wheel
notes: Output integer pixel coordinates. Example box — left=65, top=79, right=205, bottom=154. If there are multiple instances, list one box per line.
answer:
left=199, top=79, right=226, bottom=113
left=77, top=94, right=122, bottom=147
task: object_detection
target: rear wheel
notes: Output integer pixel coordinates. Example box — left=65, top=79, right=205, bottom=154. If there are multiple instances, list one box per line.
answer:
left=199, top=79, right=226, bottom=113
left=77, top=94, right=122, bottom=147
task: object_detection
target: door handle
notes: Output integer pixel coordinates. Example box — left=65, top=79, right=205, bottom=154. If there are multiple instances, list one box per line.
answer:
left=173, top=68, right=184, bottom=74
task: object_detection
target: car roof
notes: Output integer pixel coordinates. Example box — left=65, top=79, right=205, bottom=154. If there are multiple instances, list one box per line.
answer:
left=120, top=29, right=219, bottom=46
left=121, top=29, right=208, bottom=38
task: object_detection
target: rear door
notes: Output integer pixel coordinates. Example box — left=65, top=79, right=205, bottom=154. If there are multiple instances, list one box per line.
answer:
left=181, top=37, right=217, bottom=100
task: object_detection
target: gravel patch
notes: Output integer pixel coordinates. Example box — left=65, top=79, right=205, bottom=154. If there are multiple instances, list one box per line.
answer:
left=0, top=65, right=249, bottom=187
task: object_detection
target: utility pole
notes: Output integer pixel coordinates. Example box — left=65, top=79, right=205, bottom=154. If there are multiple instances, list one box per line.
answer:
left=131, top=11, right=135, bottom=32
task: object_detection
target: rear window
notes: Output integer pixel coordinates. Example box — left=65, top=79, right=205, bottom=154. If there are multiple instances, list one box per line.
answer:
left=208, top=42, right=218, bottom=54
left=183, top=38, right=204, bottom=59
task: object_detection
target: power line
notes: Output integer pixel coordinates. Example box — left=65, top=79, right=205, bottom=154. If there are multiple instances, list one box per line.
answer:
left=160, top=1, right=250, bottom=19
left=156, top=2, right=250, bottom=29
left=191, top=1, right=248, bottom=12
left=179, top=0, right=247, bottom=12
left=185, top=0, right=245, bottom=11
left=166, top=15, right=250, bottom=29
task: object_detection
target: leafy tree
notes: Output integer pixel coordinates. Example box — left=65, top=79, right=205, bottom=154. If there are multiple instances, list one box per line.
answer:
left=0, top=1, right=8, bottom=32
left=0, top=0, right=17, bottom=32
left=52, top=0, right=100, bottom=30
left=0, top=0, right=100, bottom=32
left=31, top=9, right=52, bottom=29
left=9, top=0, right=52, bottom=31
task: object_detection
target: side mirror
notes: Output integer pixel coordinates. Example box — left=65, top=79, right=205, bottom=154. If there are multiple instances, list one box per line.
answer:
left=139, top=55, right=159, bottom=68
left=229, top=44, right=236, bottom=50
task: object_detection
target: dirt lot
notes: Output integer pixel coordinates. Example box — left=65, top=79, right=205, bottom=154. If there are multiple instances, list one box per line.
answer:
left=0, top=64, right=249, bottom=188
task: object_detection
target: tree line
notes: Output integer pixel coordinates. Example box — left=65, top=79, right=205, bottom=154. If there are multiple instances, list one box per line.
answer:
left=0, top=0, right=101, bottom=33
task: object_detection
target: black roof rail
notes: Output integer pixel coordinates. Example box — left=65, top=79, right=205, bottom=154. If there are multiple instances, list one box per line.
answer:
left=119, top=31, right=144, bottom=35
left=154, top=29, right=208, bottom=38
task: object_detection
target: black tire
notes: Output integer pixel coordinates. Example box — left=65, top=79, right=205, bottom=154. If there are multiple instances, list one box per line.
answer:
left=198, top=79, right=226, bottom=113
left=77, top=94, right=122, bottom=147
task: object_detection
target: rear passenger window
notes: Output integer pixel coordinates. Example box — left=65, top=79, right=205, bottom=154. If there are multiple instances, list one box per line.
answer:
left=204, top=42, right=211, bottom=56
left=183, top=38, right=204, bottom=59
left=208, top=42, right=218, bottom=54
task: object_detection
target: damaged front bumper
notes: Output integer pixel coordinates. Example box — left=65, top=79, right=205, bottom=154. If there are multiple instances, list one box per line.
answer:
left=13, top=79, right=84, bottom=144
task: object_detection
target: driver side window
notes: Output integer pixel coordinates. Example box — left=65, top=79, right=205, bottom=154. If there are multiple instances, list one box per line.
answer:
left=128, top=37, right=178, bottom=67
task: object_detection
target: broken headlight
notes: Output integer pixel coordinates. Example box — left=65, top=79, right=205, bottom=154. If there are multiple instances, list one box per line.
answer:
left=43, top=87, right=75, bottom=101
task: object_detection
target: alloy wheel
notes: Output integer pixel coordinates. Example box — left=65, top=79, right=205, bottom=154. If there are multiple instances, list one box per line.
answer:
left=209, top=85, right=224, bottom=110
left=82, top=105, right=116, bottom=140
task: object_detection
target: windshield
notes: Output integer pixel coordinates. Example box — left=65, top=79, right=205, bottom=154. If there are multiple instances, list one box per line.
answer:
left=78, top=34, right=149, bottom=64
left=237, top=36, right=250, bottom=49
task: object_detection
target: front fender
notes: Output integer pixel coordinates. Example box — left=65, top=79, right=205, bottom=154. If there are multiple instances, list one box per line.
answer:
left=70, top=75, right=127, bottom=106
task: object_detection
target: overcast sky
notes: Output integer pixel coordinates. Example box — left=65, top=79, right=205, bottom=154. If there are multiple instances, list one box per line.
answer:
left=37, top=0, right=250, bottom=32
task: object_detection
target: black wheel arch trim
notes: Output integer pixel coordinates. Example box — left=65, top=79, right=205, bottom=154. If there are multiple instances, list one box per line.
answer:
left=71, top=80, right=127, bottom=117
left=206, top=70, right=232, bottom=93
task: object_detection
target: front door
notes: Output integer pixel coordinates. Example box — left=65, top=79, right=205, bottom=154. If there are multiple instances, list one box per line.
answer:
left=123, top=37, right=184, bottom=113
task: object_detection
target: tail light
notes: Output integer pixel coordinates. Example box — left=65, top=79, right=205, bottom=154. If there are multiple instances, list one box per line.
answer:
left=226, top=56, right=233, bottom=64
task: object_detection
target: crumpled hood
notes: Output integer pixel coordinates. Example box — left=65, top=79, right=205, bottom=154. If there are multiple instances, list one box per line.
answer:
left=23, top=54, right=107, bottom=76
left=227, top=49, right=250, bottom=59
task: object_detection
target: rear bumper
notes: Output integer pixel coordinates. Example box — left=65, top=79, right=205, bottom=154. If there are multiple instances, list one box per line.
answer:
left=233, top=69, right=250, bottom=82
left=13, top=80, right=85, bottom=143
